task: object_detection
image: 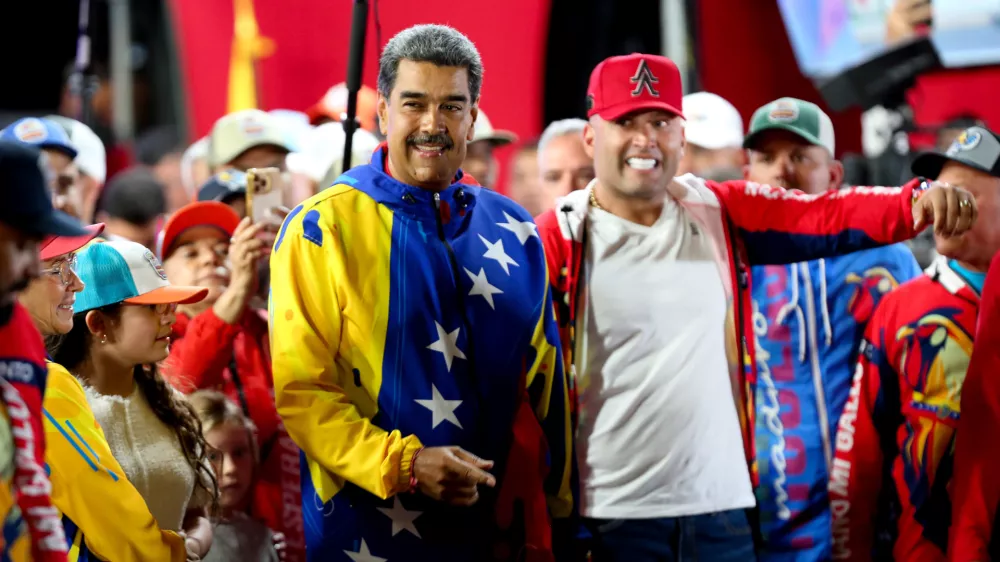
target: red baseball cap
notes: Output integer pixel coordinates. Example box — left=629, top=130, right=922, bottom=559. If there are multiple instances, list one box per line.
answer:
left=39, top=223, right=105, bottom=261
left=586, top=53, right=685, bottom=121
left=158, top=201, right=241, bottom=259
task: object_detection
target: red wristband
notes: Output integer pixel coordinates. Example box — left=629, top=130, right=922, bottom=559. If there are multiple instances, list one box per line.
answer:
left=408, top=447, right=423, bottom=493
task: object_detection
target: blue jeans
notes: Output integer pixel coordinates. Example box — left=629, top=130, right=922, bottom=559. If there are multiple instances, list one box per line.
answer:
left=583, top=509, right=757, bottom=562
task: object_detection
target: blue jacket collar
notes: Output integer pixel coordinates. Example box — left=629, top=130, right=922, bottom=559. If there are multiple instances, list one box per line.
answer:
left=336, top=146, right=482, bottom=227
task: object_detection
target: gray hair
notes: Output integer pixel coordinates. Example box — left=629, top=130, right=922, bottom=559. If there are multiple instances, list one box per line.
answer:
left=538, top=118, right=587, bottom=168
left=378, top=24, right=484, bottom=102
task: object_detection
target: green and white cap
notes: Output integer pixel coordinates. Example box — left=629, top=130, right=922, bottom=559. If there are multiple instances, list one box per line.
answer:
left=743, top=97, right=836, bottom=155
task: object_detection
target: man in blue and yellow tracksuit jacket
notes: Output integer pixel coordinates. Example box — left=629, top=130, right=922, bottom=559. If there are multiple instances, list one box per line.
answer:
left=270, top=134, right=573, bottom=562
left=743, top=97, right=923, bottom=560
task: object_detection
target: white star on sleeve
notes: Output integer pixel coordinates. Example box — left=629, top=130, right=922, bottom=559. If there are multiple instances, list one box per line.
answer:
left=344, top=539, right=388, bottom=562
left=377, top=496, right=423, bottom=538
left=497, top=211, right=539, bottom=244
left=426, top=321, right=467, bottom=371
left=479, top=234, right=519, bottom=275
left=414, top=384, right=463, bottom=429
left=465, top=267, right=503, bottom=309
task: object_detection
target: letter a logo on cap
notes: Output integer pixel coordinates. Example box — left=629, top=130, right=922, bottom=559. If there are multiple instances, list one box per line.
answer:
left=630, top=60, right=660, bottom=98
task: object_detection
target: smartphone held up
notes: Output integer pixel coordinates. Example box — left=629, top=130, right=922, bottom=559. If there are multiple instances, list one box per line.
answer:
left=246, top=167, right=286, bottom=226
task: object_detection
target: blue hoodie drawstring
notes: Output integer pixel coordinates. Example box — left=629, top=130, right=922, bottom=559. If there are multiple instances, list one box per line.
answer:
left=819, top=259, right=833, bottom=347
left=774, top=265, right=807, bottom=362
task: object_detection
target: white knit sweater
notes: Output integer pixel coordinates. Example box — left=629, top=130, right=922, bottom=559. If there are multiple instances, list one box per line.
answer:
left=86, top=383, right=204, bottom=532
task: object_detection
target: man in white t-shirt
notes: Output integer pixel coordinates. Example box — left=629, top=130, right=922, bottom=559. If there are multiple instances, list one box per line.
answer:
left=534, top=53, right=978, bottom=561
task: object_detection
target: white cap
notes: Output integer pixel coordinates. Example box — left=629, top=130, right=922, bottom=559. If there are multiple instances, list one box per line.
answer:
left=46, top=116, right=107, bottom=184
left=268, top=109, right=312, bottom=150
left=208, top=109, right=293, bottom=168
left=286, top=122, right=380, bottom=185
left=682, top=92, right=744, bottom=150
left=471, top=110, right=517, bottom=145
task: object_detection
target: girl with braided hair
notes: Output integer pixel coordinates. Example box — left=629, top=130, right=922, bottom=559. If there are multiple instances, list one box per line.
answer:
left=49, top=239, right=217, bottom=560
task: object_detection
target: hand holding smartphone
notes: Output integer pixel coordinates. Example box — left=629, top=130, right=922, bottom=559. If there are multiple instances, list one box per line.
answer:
left=245, top=167, right=286, bottom=226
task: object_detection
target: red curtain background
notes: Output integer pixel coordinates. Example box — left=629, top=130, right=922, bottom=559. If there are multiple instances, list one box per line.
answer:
left=695, top=0, right=864, bottom=157
left=168, top=0, right=551, bottom=192
left=168, top=0, right=1000, bottom=188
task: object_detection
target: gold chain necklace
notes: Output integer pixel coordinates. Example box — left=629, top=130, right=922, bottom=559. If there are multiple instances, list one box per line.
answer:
left=589, top=188, right=604, bottom=211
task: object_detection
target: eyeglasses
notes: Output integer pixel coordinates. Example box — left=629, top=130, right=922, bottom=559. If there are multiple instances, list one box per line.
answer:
left=40, top=255, right=78, bottom=286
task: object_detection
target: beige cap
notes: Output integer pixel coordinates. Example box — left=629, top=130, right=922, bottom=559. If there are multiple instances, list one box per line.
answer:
left=208, top=109, right=292, bottom=168
left=471, top=110, right=517, bottom=146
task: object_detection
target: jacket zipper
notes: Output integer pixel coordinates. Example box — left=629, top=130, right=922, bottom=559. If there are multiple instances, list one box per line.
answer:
left=799, top=263, right=834, bottom=472
left=434, top=192, right=503, bottom=517
left=433, top=193, right=476, bottom=367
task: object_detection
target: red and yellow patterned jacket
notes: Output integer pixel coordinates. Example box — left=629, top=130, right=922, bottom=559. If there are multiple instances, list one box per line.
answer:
left=0, top=303, right=67, bottom=561
left=830, top=258, right=978, bottom=561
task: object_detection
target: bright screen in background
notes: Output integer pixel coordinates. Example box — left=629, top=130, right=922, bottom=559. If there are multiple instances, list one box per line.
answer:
left=777, top=0, right=1000, bottom=78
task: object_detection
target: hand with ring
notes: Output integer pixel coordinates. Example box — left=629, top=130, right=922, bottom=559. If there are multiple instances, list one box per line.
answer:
left=912, top=181, right=978, bottom=237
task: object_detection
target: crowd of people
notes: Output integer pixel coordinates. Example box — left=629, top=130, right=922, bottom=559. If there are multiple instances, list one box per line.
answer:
left=0, top=20, right=998, bottom=562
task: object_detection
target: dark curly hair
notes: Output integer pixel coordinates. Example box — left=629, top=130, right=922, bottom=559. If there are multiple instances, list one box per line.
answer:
left=49, top=306, right=218, bottom=510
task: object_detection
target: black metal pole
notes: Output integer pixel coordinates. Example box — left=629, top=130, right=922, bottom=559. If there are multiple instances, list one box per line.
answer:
left=342, top=0, right=369, bottom=172
left=69, top=0, right=94, bottom=125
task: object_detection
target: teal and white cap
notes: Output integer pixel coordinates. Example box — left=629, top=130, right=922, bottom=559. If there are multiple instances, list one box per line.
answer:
left=743, top=97, right=836, bottom=155
left=74, top=239, right=208, bottom=314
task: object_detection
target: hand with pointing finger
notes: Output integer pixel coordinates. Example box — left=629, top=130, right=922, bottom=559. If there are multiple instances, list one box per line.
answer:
left=912, top=181, right=978, bottom=237
left=411, top=446, right=496, bottom=506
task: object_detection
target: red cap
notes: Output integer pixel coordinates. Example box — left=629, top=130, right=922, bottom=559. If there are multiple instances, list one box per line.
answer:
left=586, top=53, right=684, bottom=121
left=306, top=83, right=379, bottom=131
left=159, top=201, right=241, bottom=259
left=40, top=223, right=105, bottom=261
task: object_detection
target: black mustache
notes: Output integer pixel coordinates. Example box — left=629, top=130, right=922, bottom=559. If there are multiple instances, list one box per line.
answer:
left=407, top=134, right=454, bottom=150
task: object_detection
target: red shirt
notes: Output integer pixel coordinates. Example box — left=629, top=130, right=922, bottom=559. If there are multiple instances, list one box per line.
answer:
left=950, top=253, right=1000, bottom=561
left=830, top=260, right=979, bottom=561
left=0, top=303, right=68, bottom=561
left=164, top=308, right=305, bottom=562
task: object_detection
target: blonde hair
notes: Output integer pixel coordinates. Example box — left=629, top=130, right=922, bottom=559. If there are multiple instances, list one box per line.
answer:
left=189, top=391, right=260, bottom=464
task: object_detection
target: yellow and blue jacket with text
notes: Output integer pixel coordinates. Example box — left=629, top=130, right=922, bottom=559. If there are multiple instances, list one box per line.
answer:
left=269, top=146, right=574, bottom=562
left=43, top=362, right=186, bottom=561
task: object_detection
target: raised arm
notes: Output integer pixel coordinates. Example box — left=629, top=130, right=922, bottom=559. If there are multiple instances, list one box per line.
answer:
left=269, top=203, right=423, bottom=501
left=164, top=219, right=266, bottom=393
left=162, top=309, right=241, bottom=392
left=714, top=179, right=976, bottom=265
